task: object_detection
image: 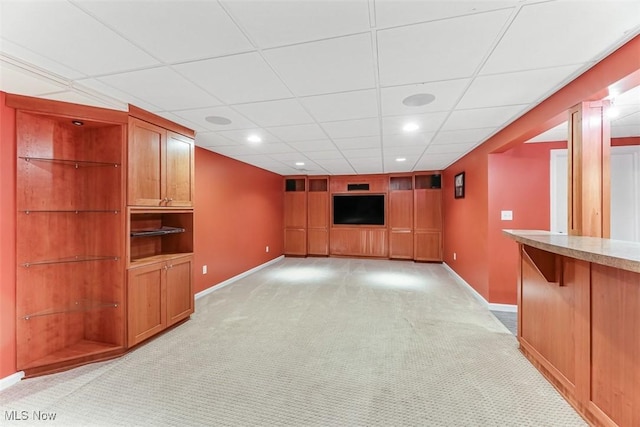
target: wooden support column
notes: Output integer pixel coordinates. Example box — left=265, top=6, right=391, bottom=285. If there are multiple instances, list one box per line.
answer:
left=567, top=100, right=611, bottom=237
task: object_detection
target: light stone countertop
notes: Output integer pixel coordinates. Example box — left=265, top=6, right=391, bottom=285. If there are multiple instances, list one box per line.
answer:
left=503, top=230, right=640, bottom=274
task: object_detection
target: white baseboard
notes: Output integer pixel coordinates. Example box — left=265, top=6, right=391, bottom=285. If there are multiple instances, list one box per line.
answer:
left=0, top=371, right=24, bottom=391
left=442, top=263, right=517, bottom=313
left=195, top=255, right=284, bottom=300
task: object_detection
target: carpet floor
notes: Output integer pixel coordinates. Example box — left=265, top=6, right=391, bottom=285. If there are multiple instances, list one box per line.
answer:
left=0, top=257, right=585, bottom=426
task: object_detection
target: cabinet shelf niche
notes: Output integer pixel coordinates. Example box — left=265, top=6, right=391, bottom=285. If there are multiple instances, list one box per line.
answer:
left=129, top=211, right=193, bottom=265
left=22, top=299, right=119, bottom=320
left=20, top=340, right=123, bottom=371
left=130, top=226, right=185, bottom=238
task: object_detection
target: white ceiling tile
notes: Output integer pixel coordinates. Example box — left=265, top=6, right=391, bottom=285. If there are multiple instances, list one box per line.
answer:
left=38, top=90, right=120, bottom=109
left=222, top=0, right=370, bottom=48
left=332, top=136, right=381, bottom=150
left=173, top=106, right=258, bottom=132
left=321, top=118, right=380, bottom=139
left=288, top=139, right=337, bottom=152
left=0, top=39, right=86, bottom=80
left=269, top=152, right=310, bottom=162
left=98, top=67, right=220, bottom=111
left=0, top=62, right=68, bottom=95
left=174, top=53, right=292, bottom=104
left=374, top=0, right=519, bottom=28
left=304, top=150, right=345, bottom=161
left=342, top=148, right=382, bottom=159
left=263, top=33, right=376, bottom=96
left=214, top=145, right=262, bottom=157
left=416, top=152, right=461, bottom=168
left=216, top=128, right=280, bottom=145
left=382, top=132, right=434, bottom=148
left=353, top=160, right=384, bottom=175
left=195, top=132, right=237, bottom=148
left=380, top=79, right=470, bottom=116
left=382, top=112, right=448, bottom=135
left=250, top=142, right=297, bottom=155
left=614, top=86, right=640, bottom=106
left=426, top=142, right=478, bottom=154
left=613, top=109, right=640, bottom=127
left=459, top=65, right=583, bottom=109
left=383, top=159, right=416, bottom=173
left=315, top=158, right=356, bottom=174
left=0, top=1, right=159, bottom=75
left=266, top=124, right=327, bottom=142
left=431, top=128, right=495, bottom=145
left=442, top=105, right=527, bottom=131
left=526, top=123, right=568, bottom=143
left=152, top=111, right=204, bottom=132
left=301, top=89, right=378, bottom=122
left=377, top=10, right=511, bottom=86
left=612, top=124, right=640, bottom=138
left=233, top=99, right=314, bottom=127
left=74, top=0, right=253, bottom=63
left=481, top=0, right=640, bottom=74
left=75, top=78, right=161, bottom=112
left=384, top=146, right=425, bottom=157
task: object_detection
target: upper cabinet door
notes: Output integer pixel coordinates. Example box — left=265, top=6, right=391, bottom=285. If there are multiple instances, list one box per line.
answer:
left=128, top=118, right=194, bottom=208
left=128, top=118, right=165, bottom=206
left=165, top=131, right=194, bottom=207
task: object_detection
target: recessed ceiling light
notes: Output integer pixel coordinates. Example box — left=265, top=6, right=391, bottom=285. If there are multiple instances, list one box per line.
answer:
left=395, top=157, right=406, bottom=162
left=402, top=93, right=436, bottom=107
left=295, top=162, right=305, bottom=166
left=71, top=120, right=84, bottom=126
left=247, top=134, right=262, bottom=143
left=205, top=115, right=232, bottom=125
left=403, top=122, right=419, bottom=132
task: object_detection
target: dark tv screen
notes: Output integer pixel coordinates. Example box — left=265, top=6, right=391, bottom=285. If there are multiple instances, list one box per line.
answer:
left=333, top=194, right=384, bottom=225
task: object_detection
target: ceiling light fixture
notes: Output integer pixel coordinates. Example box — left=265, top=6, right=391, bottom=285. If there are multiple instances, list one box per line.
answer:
left=71, top=120, right=84, bottom=126
left=402, top=93, right=436, bottom=107
left=403, top=122, right=419, bottom=132
left=395, top=157, right=406, bottom=162
left=295, top=162, right=305, bottom=166
left=205, top=115, right=232, bottom=125
left=247, top=134, right=262, bottom=143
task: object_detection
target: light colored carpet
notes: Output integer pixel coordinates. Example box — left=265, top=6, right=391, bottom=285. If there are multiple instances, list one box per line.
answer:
left=1, top=257, right=585, bottom=426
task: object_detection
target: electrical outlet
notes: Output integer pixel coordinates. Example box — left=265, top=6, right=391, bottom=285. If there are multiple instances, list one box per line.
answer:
left=453, top=252, right=457, bottom=261
left=202, top=265, right=207, bottom=274
left=266, top=246, right=269, bottom=253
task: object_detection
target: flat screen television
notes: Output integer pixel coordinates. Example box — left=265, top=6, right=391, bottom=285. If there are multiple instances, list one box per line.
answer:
left=333, top=194, right=385, bottom=225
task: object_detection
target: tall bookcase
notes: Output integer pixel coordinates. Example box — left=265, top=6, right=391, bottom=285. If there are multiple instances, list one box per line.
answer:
left=13, top=98, right=127, bottom=375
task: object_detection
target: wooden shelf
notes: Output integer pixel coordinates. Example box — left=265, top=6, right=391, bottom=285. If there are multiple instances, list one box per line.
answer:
left=130, top=226, right=185, bottom=238
left=20, top=340, right=122, bottom=370
left=21, top=255, right=119, bottom=268
left=129, top=252, right=194, bottom=268
left=19, top=156, right=120, bottom=168
left=21, top=299, right=119, bottom=320
left=21, top=210, right=120, bottom=214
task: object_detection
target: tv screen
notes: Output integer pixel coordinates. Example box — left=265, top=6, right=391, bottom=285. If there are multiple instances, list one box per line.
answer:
left=333, top=194, right=385, bottom=225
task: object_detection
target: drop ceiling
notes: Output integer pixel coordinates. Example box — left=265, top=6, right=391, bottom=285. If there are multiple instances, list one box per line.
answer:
left=1, top=0, right=639, bottom=175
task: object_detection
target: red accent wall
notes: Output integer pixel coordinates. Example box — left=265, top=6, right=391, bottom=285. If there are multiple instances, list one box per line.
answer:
left=0, top=92, right=17, bottom=378
left=443, top=34, right=640, bottom=304
left=487, top=142, right=566, bottom=304
left=194, top=147, right=284, bottom=294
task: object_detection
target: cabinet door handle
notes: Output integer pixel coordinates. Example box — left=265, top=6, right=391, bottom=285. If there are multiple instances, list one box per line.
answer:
left=163, top=265, right=169, bottom=270
left=168, top=264, right=173, bottom=269
left=167, top=198, right=173, bottom=202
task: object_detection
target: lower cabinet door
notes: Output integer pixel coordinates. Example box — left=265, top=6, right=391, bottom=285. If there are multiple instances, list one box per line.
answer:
left=166, top=256, right=194, bottom=326
left=127, top=262, right=166, bottom=347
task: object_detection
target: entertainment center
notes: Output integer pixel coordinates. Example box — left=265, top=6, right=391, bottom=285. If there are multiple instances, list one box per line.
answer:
left=283, top=172, right=442, bottom=261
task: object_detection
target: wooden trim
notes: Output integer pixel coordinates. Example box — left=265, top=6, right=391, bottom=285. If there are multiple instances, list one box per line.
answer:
left=128, top=104, right=195, bottom=138
left=5, top=93, right=128, bottom=123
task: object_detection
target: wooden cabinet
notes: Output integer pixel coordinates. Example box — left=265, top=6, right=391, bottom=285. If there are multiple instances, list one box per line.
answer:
left=330, top=228, right=388, bottom=257
left=127, top=255, right=193, bottom=347
left=11, top=96, right=127, bottom=376
left=389, top=176, right=414, bottom=259
left=128, top=117, right=194, bottom=207
left=308, top=177, right=329, bottom=255
left=126, top=108, right=195, bottom=348
left=414, top=174, right=442, bottom=261
left=284, top=177, right=307, bottom=256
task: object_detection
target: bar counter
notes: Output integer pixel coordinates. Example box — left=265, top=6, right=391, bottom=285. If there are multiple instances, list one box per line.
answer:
left=504, top=230, right=639, bottom=427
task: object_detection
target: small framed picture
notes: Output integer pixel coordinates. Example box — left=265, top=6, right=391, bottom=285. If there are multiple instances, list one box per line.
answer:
left=454, top=172, right=465, bottom=199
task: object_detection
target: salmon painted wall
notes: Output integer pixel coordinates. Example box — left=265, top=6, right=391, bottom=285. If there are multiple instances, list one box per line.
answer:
left=194, top=147, right=283, bottom=294
left=443, top=35, right=640, bottom=304
left=0, top=92, right=17, bottom=378
left=442, top=150, right=490, bottom=299
left=487, top=142, right=566, bottom=304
